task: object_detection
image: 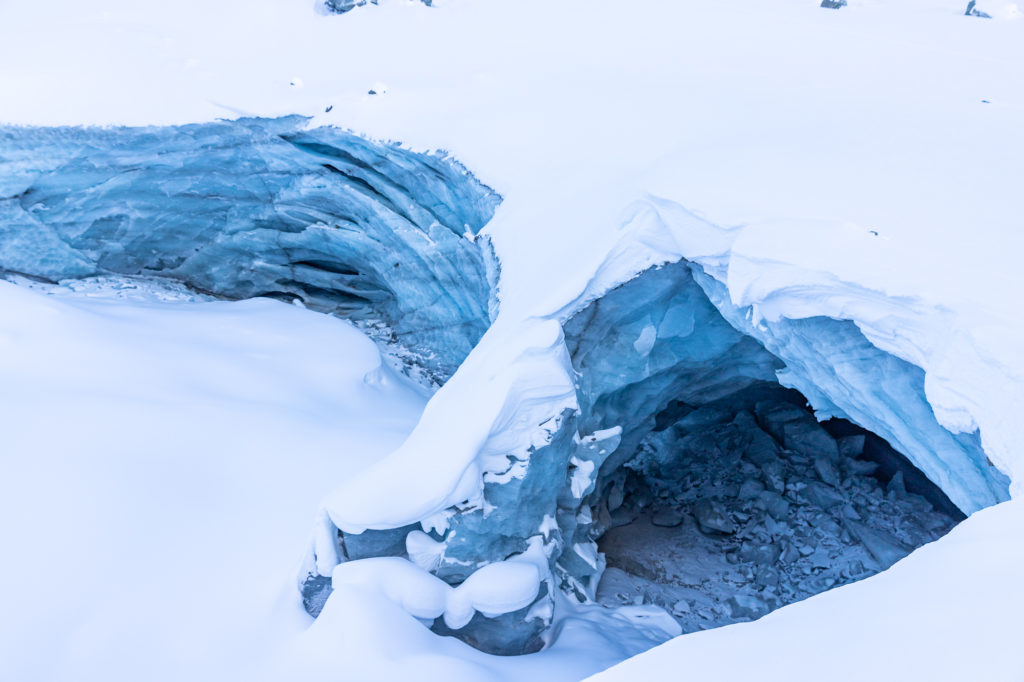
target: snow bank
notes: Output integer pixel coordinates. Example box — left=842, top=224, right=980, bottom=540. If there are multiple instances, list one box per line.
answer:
left=0, top=278, right=427, bottom=681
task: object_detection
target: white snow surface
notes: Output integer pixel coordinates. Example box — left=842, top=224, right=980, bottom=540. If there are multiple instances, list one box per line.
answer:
left=3, top=0, right=1024, bottom=680
left=591, top=498, right=1024, bottom=682
left=0, top=278, right=427, bottom=680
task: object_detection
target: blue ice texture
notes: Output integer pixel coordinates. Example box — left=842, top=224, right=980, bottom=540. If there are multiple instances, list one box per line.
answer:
left=0, top=116, right=500, bottom=381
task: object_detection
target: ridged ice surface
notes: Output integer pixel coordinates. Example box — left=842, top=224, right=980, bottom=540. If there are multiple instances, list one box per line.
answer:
left=2, top=116, right=1007, bottom=659
left=0, top=116, right=500, bottom=380
left=597, top=382, right=960, bottom=634
left=561, top=260, right=965, bottom=630
left=687, top=267, right=1011, bottom=515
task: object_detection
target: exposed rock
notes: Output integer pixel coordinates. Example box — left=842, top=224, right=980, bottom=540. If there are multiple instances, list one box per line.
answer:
left=813, top=454, right=842, bottom=487
left=838, top=434, right=866, bottom=459
left=845, top=458, right=880, bottom=477
left=671, top=599, right=691, bottom=615
left=694, top=499, right=736, bottom=534
left=965, top=0, right=992, bottom=17
left=844, top=520, right=909, bottom=569
left=784, top=419, right=840, bottom=462
left=757, top=490, right=791, bottom=520
left=756, top=400, right=808, bottom=442
left=727, top=594, right=769, bottom=619
left=324, top=0, right=433, bottom=14
left=738, top=479, right=766, bottom=500
left=598, top=382, right=958, bottom=639
left=740, top=541, right=782, bottom=564
left=887, top=470, right=907, bottom=499
left=651, top=507, right=685, bottom=528
left=803, top=481, right=846, bottom=509
left=300, top=573, right=333, bottom=619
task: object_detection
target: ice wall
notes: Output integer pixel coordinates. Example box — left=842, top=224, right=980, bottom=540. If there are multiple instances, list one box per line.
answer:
left=0, top=116, right=499, bottom=380
left=689, top=268, right=1010, bottom=515
left=556, top=261, right=785, bottom=595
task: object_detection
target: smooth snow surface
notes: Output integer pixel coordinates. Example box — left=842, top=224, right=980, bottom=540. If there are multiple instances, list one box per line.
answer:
left=0, top=117, right=500, bottom=382
left=3, top=0, right=1024, bottom=680
left=0, top=279, right=428, bottom=680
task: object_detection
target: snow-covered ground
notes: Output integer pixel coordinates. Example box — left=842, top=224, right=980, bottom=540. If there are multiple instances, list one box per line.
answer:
left=2, top=0, right=1023, bottom=680
left=0, top=279, right=427, bottom=680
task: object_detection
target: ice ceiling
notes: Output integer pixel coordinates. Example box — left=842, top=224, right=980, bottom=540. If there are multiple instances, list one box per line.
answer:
left=0, top=117, right=1010, bottom=657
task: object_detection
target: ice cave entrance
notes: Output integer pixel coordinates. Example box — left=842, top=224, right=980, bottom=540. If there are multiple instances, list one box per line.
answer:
left=563, top=260, right=973, bottom=637
left=591, top=385, right=963, bottom=632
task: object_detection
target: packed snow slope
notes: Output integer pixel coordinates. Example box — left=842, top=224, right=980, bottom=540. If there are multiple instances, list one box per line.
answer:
left=2, top=0, right=1024, bottom=680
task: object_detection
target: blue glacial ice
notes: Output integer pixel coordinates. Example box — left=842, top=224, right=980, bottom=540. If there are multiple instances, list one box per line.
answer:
left=1, top=118, right=1012, bottom=657
left=0, top=116, right=499, bottom=381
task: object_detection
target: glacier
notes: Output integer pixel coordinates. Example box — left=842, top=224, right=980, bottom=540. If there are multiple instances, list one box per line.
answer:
left=1, top=115, right=1013, bottom=660
left=0, top=116, right=500, bottom=382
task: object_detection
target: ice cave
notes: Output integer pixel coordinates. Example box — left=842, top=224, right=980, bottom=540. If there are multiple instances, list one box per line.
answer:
left=1, top=116, right=1011, bottom=662
left=565, top=262, right=974, bottom=636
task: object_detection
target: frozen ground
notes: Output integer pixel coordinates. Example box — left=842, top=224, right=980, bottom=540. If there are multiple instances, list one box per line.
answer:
left=2, top=0, right=1023, bottom=680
